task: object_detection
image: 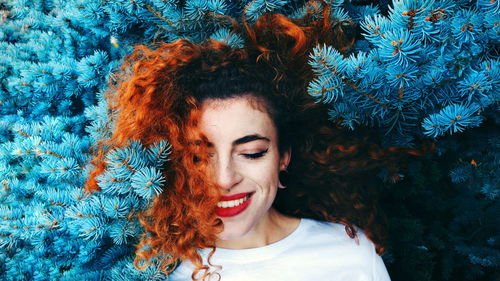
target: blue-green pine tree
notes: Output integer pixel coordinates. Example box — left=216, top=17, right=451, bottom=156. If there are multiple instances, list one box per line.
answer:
left=0, top=0, right=498, bottom=280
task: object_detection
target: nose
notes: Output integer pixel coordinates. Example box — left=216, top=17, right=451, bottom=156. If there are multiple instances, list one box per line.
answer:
left=215, top=157, right=242, bottom=193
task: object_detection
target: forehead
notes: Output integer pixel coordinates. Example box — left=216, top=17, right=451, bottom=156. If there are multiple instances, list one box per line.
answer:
left=198, top=97, right=277, bottom=143
left=201, top=94, right=269, bottom=113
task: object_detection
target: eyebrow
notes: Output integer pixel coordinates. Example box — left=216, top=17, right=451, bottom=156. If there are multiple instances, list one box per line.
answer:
left=233, top=134, right=270, bottom=146
left=206, top=134, right=270, bottom=147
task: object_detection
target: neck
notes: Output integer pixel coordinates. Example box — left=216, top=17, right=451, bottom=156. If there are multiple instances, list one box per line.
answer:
left=215, top=208, right=300, bottom=250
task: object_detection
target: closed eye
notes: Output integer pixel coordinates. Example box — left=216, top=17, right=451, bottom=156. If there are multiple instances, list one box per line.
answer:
left=241, top=148, right=269, bottom=159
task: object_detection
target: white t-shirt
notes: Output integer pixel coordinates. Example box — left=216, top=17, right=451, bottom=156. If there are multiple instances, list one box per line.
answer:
left=169, top=218, right=391, bottom=281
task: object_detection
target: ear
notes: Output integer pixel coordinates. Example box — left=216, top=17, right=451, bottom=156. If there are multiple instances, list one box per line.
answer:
left=279, top=147, right=292, bottom=171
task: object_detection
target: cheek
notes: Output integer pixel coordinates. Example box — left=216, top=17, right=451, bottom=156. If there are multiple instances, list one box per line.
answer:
left=241, top=159, right=280, bottom=189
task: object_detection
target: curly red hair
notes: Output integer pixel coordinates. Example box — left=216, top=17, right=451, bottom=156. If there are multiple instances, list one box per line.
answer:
left=85, top=37, right=228, bottom=278
left=86, top=2, right=434, bottom=280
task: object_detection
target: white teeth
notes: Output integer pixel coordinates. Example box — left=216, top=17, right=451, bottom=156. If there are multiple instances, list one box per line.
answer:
left=217, top=194, right=250, bottom=208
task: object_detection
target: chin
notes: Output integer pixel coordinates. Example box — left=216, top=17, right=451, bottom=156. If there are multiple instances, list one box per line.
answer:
left=217, top=233, right=234, bottom=241
left=217, top=227, right=246, bottom=241
left=217, top=221, right=251, bottom=241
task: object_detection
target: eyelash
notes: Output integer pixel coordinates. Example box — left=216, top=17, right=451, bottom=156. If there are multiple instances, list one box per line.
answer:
left=242, top=148, right=269, bottom=159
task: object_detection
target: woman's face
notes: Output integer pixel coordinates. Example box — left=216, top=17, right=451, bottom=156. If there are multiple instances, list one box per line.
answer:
left=198, top=96, right=290, bottom=242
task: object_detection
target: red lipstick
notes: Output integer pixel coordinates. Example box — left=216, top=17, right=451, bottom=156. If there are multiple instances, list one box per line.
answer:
left=216, top=192, right=253, bottom=218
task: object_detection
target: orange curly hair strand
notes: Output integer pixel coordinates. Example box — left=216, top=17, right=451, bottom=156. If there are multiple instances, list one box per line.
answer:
left=86, top=40, right=228, bottom=278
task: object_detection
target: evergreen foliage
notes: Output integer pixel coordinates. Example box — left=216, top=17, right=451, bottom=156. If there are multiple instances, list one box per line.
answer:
left=0, top=0, right=498, bottom=280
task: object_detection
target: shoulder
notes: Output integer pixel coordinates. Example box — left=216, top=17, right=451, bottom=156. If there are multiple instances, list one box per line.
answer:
left=301, top=218, right=373, bottom=250
left=298, top=218, right=391, bottom=280
left=297, top=218, right=378, bottom=269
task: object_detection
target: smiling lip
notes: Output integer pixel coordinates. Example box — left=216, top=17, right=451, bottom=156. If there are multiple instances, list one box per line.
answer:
left=220, top=192, right=252, bottom=201
left=216, top=192, right=254, bottom=218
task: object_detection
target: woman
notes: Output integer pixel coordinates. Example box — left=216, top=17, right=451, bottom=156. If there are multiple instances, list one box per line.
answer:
left=86, top=3, right=414, bottom=280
